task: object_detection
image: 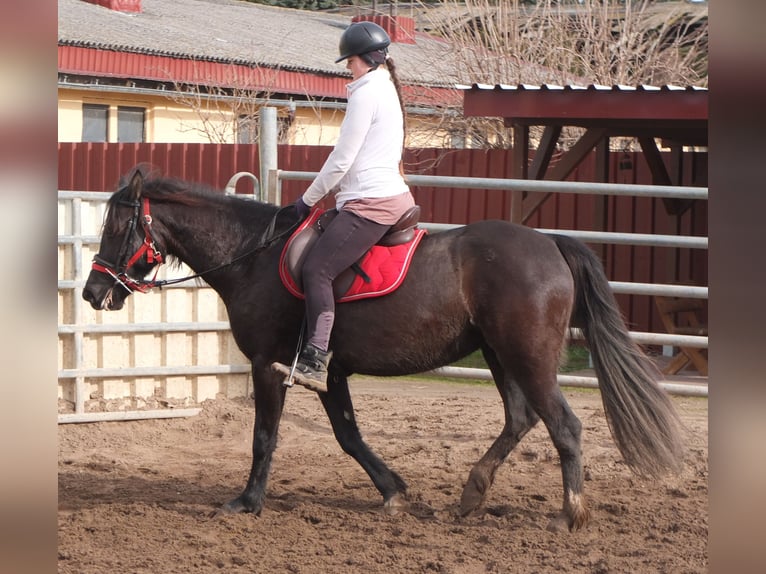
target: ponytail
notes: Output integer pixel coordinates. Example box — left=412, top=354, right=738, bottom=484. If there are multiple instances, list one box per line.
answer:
left=385, top=57, right=407, bottom=146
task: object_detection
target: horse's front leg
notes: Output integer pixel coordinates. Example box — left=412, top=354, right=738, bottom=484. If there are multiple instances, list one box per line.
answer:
left=319, top=369, right=408, bottom=514
left=216, top=364, right=286, bottom=516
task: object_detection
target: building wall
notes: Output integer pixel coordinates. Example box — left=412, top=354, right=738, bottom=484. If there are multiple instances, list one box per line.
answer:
left=59, top=87, right=358, bottom=146
left=58, top=86, right=440, bottom=147
left=289, top=107, right=344, bottom=146
left=59, top=87, right=236, bottom=143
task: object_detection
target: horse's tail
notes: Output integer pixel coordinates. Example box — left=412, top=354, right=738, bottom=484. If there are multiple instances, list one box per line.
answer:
left=552, top=234, right=684, bottom=477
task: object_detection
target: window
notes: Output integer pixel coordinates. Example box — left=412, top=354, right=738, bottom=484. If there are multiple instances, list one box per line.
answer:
left=82, top=104, right=109, bottom=142
left=117, top=106, right=145, bottom=143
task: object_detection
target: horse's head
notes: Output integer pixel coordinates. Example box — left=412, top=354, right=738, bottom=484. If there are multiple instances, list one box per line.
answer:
left=83, top=165, right=166, bottom=310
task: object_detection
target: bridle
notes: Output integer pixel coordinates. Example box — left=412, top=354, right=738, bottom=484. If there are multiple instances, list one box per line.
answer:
left=91, top=197, right=165, bottom=294
left=91, top=195, right=300, bottom=294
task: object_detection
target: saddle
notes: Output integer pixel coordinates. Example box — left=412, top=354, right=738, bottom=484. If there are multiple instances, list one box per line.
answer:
left=280, top=205, right=424, bottom=301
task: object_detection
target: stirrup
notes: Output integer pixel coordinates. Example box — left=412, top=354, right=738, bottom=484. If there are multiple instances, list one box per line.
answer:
left=271, top=361, right=328, bottom=393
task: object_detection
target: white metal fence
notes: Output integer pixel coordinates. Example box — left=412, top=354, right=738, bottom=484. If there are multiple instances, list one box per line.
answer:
left=57, top=174, right=708, bottom=423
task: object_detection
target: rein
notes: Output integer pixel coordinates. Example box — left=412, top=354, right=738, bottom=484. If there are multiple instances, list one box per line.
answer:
left=92, top=197, right=298, bottom=293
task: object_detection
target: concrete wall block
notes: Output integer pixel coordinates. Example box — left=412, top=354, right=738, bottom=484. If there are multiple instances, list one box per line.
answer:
left=140, top=291, right=163, bottom=322
left=100, top=333, right=130, bottom=368
left=196, top=289, right=223, bottom=321
left=58, top=200, right=72, bottom=235
left=58, top=379, right=74, bottom=402
left=59, top=244, right=73, bottom=282
left=133, top=332, right=162, bottom=366
left=58, top=290, right=74, bottom=325
left=81, top=200, right=108, bottom=232
left=100, top=302, right=132, bottom=325
left=164, top=288, right=194, bottom=322
left=102, top=378, right=132, bottom=400
left=81, top=242, right=100, bottom=272
left=133, top=377, right=157, bottom=398
left=164, top=332, right=192, bottom=366
left=195, top=331, right=220, bottom=365
left=223, top=374, right=250, bottom=399
left=132, top=292, right=162, bottom=323
left=82, top=335, right=97, bottom=370
left=59, top=335, right=72, bottom=371
left=164, top=376, right=193, bottom=400
left=194, top=375, right=220, bottom=402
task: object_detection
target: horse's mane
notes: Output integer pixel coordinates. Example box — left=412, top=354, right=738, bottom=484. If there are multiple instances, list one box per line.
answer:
left=142, top=177, right=224, bottom=205
left=104, top=167, right=283, bottom=255
left=105, top=167, right=263, bottom=229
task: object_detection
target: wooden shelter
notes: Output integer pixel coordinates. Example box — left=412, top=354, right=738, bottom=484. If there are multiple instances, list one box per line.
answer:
left=461, top=84, right=708, bottom=223
left=462, top=84, right=708, bottom=372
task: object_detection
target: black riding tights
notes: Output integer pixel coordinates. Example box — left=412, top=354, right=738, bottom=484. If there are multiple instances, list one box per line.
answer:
left=302, top=209, right=389, bottom=352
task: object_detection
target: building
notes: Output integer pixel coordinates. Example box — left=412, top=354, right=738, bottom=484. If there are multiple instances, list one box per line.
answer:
left=58, top=0, right=465, bottom=147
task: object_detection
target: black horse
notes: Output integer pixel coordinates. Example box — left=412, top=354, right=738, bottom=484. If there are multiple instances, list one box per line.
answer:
left=83, top=165, right=683, bottom=532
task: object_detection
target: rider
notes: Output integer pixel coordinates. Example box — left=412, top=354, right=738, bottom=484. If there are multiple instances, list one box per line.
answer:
left=279, top=21, right=415, bottom=393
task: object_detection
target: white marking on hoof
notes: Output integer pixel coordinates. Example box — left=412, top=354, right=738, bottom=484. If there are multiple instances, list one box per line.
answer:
left=383, top=493, right=407, bottom=516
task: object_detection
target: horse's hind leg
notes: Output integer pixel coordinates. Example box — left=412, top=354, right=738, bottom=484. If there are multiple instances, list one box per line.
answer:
left=471, top=343, right=590, bottom=531
left=460, top=345, right=540, bottom=516
left=520, top=370, right=591, bottom=532
left=318, top=368, right=408, bottom=514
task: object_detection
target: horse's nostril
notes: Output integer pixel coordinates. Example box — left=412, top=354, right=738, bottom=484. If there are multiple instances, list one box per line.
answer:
left=82, top=286, right=104, bottom=310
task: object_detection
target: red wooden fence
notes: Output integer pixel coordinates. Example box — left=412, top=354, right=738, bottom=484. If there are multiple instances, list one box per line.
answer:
left=58, top=142, right=707, bottom=334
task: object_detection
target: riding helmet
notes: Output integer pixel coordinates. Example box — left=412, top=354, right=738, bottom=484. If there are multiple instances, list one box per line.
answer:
left=335, top=21, right=391, bottom=63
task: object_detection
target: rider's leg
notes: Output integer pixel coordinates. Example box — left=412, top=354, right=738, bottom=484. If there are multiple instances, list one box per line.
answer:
left=294, top=210, right=388, bottom=392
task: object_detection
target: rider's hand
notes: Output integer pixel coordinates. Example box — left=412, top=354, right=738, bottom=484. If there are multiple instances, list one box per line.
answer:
left=294, top=197, right=310, bottom=220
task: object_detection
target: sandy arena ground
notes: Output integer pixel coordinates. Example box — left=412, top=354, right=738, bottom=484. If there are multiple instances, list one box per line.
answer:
left=58, top=377, right=707, bottom=573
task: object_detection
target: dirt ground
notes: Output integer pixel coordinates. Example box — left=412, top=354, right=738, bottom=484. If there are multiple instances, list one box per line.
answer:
left=58, top=377, right=708, bottom=573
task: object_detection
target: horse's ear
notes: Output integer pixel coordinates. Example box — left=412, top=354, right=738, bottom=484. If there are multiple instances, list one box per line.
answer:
left=127, top=169, right=144, bottom=202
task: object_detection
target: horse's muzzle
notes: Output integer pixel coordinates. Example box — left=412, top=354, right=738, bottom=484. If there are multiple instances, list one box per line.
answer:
left=83, top=271, right=128, bottom=311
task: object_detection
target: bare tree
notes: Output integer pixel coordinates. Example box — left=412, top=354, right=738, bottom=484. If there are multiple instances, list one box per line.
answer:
left=160, top=62, right=299, bottom=144
left=414, top=0, right=708, bottom=150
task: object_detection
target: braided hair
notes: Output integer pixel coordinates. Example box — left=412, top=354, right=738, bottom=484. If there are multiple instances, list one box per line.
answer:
left=385, top=56, right=407, bottom=146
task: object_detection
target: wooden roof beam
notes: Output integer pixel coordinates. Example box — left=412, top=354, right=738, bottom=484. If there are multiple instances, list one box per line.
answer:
left=521, top=127, right=608, bottom=223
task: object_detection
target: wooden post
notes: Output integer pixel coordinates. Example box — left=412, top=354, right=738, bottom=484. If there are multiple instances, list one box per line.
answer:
left=510, top=124, right=528, bottom=224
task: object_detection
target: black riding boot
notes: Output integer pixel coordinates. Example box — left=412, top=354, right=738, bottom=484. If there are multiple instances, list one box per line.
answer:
left=272, top=343, right=332, bottom=393
left=292, top=343, right=332, bottom=393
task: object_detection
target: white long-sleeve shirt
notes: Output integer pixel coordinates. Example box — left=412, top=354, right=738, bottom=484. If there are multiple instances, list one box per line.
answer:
left=302, top=67, right=409, bottom=209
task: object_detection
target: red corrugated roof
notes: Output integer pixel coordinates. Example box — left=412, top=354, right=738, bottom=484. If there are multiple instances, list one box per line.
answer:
left=59, top=45, right=461, bottom=106
left=59, top=45, right=347, bottom=99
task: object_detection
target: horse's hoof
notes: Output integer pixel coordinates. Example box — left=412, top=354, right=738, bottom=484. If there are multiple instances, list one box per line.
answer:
left=545, top=507, right=590, bottom=533
left=211, top=497, right=260, bottom=518
left=383, top=493, right=408, bottom=516
left=459, top=477, right=488, bottom=517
